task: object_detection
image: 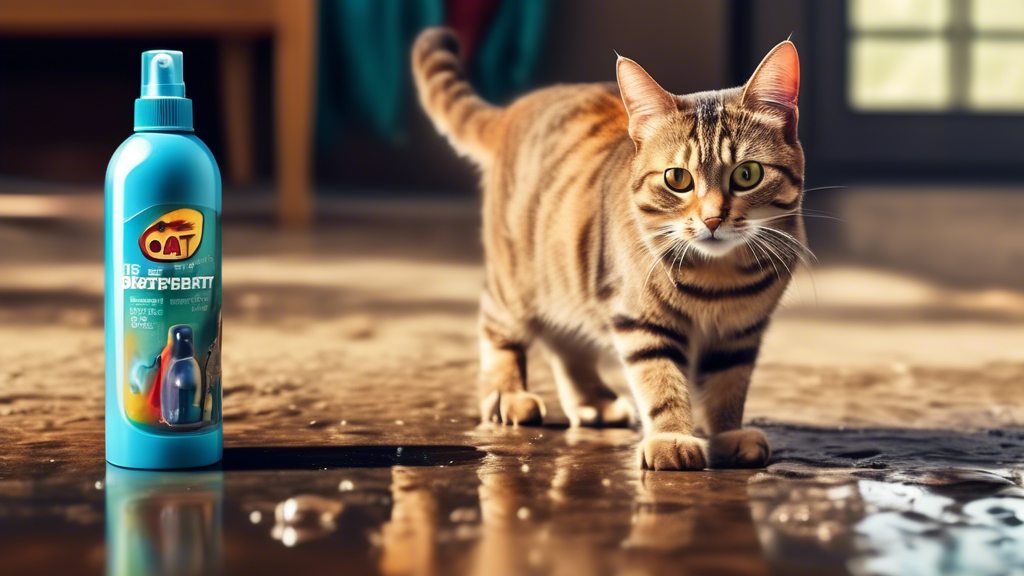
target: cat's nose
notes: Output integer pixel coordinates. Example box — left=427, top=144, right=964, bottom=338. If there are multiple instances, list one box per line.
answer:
left=704, top=217, right=723, bottom=234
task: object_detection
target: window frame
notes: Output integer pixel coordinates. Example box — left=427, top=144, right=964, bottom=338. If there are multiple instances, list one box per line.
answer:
left=848, top=0, right=1024, bottom=115
left=801, top=0, right=1024, bottom=183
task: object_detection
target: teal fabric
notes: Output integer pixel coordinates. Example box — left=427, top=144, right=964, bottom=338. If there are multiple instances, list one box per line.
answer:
left=472, top=0, right=547, bottom=103
left=316, top=0, right=547, bottom=148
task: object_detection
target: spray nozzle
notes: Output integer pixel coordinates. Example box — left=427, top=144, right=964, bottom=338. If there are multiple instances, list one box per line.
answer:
left=141, top=50, right=185, bottom=98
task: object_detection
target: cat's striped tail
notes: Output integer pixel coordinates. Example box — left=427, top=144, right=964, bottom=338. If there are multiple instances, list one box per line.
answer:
left=412, top=28, right=503, bottom=165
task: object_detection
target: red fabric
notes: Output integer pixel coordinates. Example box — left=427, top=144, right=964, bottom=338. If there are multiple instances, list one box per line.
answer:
left=146, top=344, right=172, bottom=419
left=445, top=0, right=501, bottom=60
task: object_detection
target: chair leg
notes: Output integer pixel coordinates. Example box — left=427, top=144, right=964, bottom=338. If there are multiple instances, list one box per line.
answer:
left=219, top=38, right=255, bottom=186
left=273, top=0, right=317, bottom=228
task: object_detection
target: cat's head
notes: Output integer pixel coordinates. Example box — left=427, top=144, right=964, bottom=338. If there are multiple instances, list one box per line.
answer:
left=617, top=41, right=803, bottom=260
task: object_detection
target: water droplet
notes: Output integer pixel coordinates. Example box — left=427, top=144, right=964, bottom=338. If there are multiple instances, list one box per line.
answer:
left=340, top=420, right=347, bottom=425
left=454, top=523, right=479, bottom=541
left=272, top=495, right=344, bottom=546
left=281, top=498, right=299, bottom=522
left=309, top=420, right=317, bottom=426
left=250, top=511, right=262, bottom=524
left=521, top=464, right=530, bottom=473
left=601, top=478, right=612, bottom=487
left=395, top=420, right=405, bottom=426
left=396, top=447, right=404, bottom=455
left=528, top=549, right=543, bottom=567
left=517, top=507, right=531, bottom=520
left=338, top=480, right=354, bottom=492
left=449, top=507, right=479, bottom=523
left=94, top=481, right=104, bottom=490
left=281, top=526, right=298, bottom=547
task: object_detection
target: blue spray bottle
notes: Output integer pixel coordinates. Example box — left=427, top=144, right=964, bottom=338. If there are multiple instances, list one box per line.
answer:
left=105, top=50, right=222, bottom=468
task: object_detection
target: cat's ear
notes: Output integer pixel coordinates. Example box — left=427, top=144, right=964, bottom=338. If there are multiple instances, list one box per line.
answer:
left=616, top=56, right=676, bottom=145
left=741, top=40, right=800, bottom=127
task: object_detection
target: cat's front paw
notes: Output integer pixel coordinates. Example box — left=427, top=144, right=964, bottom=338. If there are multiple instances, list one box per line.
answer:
left=490, top=391, right=546, bottom=426
left=574, top=396, right=635, bottom=428
left=708, top=428, right=771, bottom=468
left=637, top=433, right=707, bottom=470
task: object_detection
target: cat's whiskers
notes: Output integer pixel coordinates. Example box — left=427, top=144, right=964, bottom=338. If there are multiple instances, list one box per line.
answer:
left=630, top=232, right=674, bottom=276
left=747, top=234, right=782, bottom=280
left=752, top=228, right=796, bottom=265
left=758, top=226, right=817, bottom=261
left=674, top=241, right=689, bottom=272
left=801, top=185, right=849, bottom=194
left=750, top=212, right=845, bottom=224
left=743, top=239, right=765, bottom=274
left=759, top=225, right=820, bottom=300
left=635, top=226, right=676, bottom=253
left=759, top=233, right=796, bottom=277
left=667, top=240, right=691, bottom=285
left=678, top=241, right=696, bottom=274
left=639, top=236, right=681, bottom=302
left=753, top=226, right=819, bottom=306
left=659, top=239, right=684, bottom=287
left=755, top=225, right=817, bottom=265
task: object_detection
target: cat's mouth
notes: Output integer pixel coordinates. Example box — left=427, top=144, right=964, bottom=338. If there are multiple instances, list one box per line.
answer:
left=691, top=234, right=743, bottom=258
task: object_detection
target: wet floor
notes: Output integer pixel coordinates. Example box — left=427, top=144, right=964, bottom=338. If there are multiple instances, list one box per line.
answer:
left=2, top=425, right=1023, bottom=575
left=1, top=213, right=1023, bottom=575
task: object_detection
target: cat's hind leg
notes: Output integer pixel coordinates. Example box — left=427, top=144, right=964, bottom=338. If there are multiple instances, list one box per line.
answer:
left=477, top=296, right=545, bottom=426
left=542, top=338, right=634, bottom=428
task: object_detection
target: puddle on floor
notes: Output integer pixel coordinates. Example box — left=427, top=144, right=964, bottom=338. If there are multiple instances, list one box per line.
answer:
left=223, top=445, right=486, bottom=470
left=0, top=425, right=1021, bottom=576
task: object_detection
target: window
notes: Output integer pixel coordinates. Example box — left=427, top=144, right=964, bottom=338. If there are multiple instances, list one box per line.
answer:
left=848, top=0, right=1024, bottom=112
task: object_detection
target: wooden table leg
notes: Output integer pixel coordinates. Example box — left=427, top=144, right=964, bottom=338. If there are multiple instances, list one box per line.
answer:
left=219, top=38, right=255, bottom=187
left=273, top=0, right=317, bottom=228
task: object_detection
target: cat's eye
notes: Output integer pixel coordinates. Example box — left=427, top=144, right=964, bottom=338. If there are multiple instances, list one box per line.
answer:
left=664, top=168, right=694, bottom=193
left=730, top=161, right=763, bottom=192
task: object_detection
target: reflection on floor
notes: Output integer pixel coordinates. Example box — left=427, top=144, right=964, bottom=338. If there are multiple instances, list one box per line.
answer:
left=0, top=209, right=1022, bottom=575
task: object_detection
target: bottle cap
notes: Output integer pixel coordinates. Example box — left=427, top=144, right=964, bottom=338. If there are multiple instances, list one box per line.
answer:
left=134, top=50, right=194, bottom=132
left=168, top=325, right=195, bottom=358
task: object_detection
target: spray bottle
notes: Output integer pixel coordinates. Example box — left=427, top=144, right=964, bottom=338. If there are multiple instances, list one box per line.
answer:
left=105, top=50, right=222, bottom=468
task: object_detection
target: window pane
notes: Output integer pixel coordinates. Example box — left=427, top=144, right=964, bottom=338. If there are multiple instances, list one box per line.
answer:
left=971, top=0, right=1024, bottom=31
left=849, top=38, right=952, bottom=111
left=968, top=40, right=1024, bottom=111
left=849, top=0, right=950, bottom=31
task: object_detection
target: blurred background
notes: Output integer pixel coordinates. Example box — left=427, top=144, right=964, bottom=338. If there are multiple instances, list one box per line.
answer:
left=1, top=0, right=1023, bottom=286
left=2, top=0, right=1023, bottom=432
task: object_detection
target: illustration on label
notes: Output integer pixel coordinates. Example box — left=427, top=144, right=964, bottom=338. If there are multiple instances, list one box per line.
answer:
left=122, top=204, right=221, bottom=433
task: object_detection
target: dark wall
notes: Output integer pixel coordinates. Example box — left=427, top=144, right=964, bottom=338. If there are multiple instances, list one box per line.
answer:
left=537, top=0, right=727, bottom=90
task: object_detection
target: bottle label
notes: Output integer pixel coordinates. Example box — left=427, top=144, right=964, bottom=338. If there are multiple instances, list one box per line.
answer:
left=121, top=204, right=221, bottom=433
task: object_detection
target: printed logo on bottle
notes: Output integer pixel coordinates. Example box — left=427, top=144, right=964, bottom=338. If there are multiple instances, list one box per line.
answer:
left=138, top=208, right=204, bottom=262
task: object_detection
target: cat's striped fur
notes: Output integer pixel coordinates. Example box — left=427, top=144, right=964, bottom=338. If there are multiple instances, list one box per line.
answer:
left=413, top=28, right=805, bottom=470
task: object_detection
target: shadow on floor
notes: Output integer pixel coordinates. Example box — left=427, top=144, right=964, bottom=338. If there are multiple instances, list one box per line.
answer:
left=222, top=445, right=486, bottom=470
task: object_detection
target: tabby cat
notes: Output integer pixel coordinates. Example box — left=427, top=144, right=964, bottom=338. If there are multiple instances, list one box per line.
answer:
left=412, top=28, right=805, bottom=470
